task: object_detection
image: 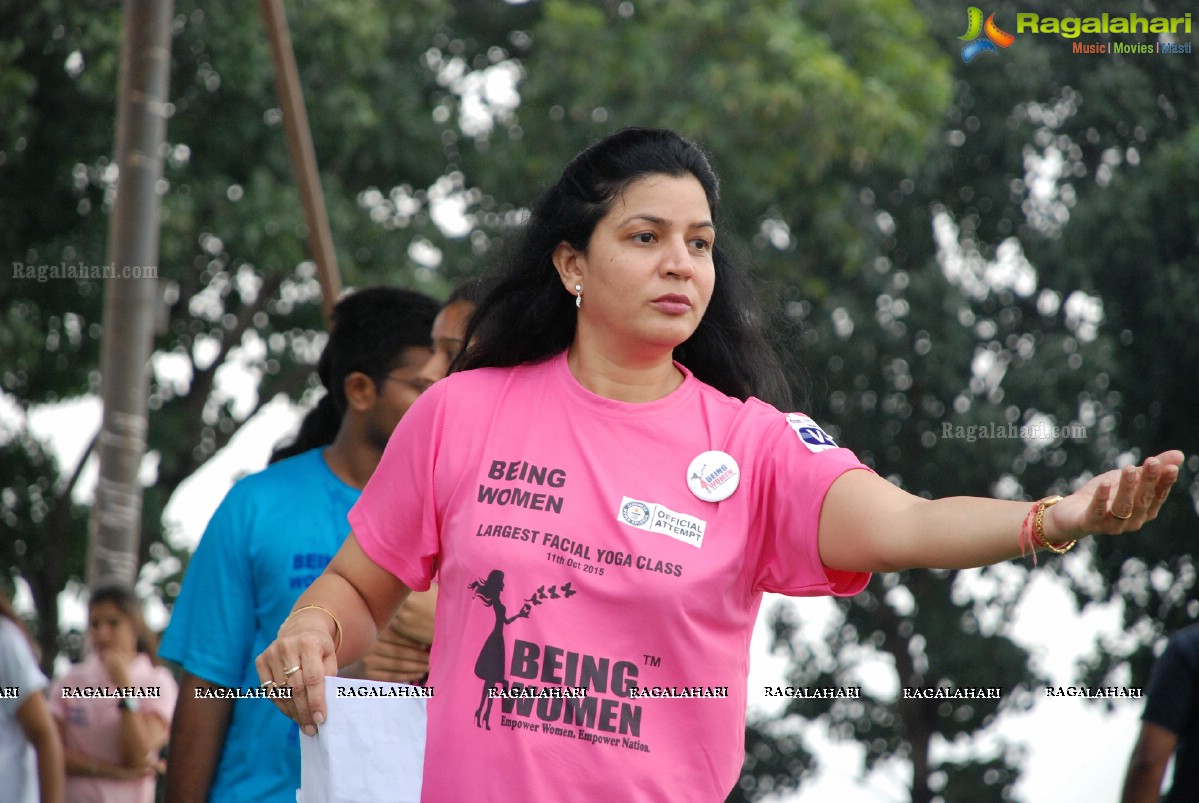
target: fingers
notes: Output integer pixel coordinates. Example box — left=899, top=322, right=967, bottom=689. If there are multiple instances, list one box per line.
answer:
left=1143, top=456, right=1181, bottom=519
left=390, top=591, right=436, bottom=644
left=1102, top=455, right=1182, bottom=532
left=256, top=635, right=335, bottom=735
left=362, top=661, right=429, bottom=684
left=254, top=650, right=295, bottom=722
left=1089, top=478, right=1114, bottom=523
left=285, top=636, right=330, bottom=736
left=1153, top=449, right=1186, bottom=469
left=367, top=639, right=430, bottom=662
left=375, top=628, right=428, bottom=651
left=362, top=637, right=430, bottom=684
left=1106, top=465, right=1139, bottom=524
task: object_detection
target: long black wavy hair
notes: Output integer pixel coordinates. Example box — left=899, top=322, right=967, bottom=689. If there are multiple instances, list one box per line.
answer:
left=458, top=127, right=790, bottom=407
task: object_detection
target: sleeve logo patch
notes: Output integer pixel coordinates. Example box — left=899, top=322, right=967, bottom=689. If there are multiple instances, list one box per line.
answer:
left=786, top=414, right=839, bottom=453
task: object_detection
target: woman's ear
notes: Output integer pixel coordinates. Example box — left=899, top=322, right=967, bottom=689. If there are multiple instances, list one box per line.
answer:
left=552, top=242, right=583, bottom=294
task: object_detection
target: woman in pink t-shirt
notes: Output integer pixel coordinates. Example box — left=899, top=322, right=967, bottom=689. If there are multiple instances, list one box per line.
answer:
left=255, top=128, right=1181, bottom=801
left=50, top=586, right=177, bottom=803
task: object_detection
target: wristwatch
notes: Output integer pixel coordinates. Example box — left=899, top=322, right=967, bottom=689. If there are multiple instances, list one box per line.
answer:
left=117, top=697, right=141, bottom=713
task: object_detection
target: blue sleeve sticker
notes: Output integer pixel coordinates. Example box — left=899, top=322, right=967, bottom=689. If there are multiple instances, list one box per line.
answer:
left=785, top=414, right=839, bottom=453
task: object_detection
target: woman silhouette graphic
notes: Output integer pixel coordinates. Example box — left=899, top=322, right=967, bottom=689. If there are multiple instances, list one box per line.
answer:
left=469, top=570, right=531, bottom=729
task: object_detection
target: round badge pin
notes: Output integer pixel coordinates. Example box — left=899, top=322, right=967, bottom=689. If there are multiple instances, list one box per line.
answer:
left=687, top=450, right=740, bottom=502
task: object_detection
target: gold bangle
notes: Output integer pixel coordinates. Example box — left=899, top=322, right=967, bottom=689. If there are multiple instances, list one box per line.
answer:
left=1034, top=495, right=1075, bottom=554
left=286, top=604, right=343, bottom=652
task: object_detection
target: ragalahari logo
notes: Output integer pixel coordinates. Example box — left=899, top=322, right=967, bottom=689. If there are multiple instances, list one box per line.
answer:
left=959, top=7, right=1015, bottom=62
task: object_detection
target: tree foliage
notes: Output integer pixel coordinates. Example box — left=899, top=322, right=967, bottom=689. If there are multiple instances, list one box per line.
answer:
left=740, top=1, right=1198, bottom=799
left=2, top=1, right=1196, bottom=800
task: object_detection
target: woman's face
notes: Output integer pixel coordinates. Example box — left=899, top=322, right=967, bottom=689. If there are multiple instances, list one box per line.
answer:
left=416, top=299, right=475, bottom=388
left=88, top=600, right=137, bottom=655
left=556, top=173, right=716, bottom=359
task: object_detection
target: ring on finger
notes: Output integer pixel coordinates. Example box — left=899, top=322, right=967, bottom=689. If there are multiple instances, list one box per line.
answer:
left=260, top=679, right=278, bottom=689
left=1109, top=508, right=1133, bottom=521
left=283, top=664, right=301, bottom=679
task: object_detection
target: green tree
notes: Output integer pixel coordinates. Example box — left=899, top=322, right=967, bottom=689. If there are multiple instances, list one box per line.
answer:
left=5, top=2, right=1193, bottom=801
left=735, top=1, right=1198, bottom=799
left=1, top=0, right=951, bottom=665
left=1014, top=0, right=1199, bottom=687
left=1, top=0, right=509, bottom=667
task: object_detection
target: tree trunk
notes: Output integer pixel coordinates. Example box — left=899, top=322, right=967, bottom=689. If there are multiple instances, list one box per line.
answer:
left=87, top=0, right=174, bottom=590
left=874, top=576, right=937, bottom=803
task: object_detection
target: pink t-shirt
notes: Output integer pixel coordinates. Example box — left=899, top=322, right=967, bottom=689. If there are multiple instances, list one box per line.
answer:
left=351, top=352, right=870, bottom=802
left=50, top=653, right=177, bottom=803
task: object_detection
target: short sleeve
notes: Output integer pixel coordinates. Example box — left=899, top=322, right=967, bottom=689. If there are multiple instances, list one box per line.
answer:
left=747, top=408, right=872, bottom=597
left=143, top=665, right=179, bottom=725
left=158, top=485, right=258, bottom=688
left=1142, top=629, right=1199, bottom=735
left=0, top=620, right=47, bottom=717
left=350, top=380, right=449, bottom=592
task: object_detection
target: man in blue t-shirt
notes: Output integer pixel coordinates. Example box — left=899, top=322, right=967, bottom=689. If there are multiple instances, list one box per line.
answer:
left=159, top=287, right=438, bottom=803
left=1122, top=622, right=1199, bottom=803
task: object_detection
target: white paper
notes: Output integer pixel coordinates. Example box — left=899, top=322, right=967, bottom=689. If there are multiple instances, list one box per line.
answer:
left=299, top=677, right=427, bottom=803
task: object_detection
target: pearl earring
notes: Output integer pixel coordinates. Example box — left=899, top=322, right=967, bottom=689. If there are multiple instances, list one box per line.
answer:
left=575, top=284, right=582, bottom=309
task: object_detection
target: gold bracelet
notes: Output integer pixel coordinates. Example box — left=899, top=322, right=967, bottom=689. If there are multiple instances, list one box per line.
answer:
left=286, top=604, right=343, bottom=652
left=1034, top=495, right=1075, bottom=554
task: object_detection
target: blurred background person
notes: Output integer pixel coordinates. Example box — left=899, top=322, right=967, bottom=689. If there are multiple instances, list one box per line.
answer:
left=361, top=277, right=492, bottom=684
left=0, top=590, right=64, bottom=803
left=50, top=585, right=176, bottom=803
left=1122, top=621, right=1199, bottom=803
left=159, top=286, right=438, bottom=803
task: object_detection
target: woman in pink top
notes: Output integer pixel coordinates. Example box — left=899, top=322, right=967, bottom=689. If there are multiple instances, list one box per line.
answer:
left=50, top=586, right=177, bottom=803
left=256, top=128, right=1181, bottom=801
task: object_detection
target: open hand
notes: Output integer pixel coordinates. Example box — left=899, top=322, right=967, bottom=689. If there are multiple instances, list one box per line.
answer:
left=1047, top=450, right=1183, bottom=542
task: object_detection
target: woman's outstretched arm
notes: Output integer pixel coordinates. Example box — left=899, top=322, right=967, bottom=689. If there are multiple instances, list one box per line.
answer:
left=818, top=450, right=1182, bottom=573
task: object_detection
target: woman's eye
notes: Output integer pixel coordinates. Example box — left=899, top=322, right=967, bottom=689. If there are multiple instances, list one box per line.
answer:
left=692, top=238, right=712, bottom=251
left=633, top=232, right=655, bottom=244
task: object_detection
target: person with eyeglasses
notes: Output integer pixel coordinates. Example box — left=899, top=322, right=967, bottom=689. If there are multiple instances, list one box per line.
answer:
left=359, top=277, right=495, bottom=685
left=158, top=286, right=438, bottom=803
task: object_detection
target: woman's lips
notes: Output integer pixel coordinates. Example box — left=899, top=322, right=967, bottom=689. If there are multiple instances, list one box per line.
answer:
left=651, top=294, right=692, bottom=314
